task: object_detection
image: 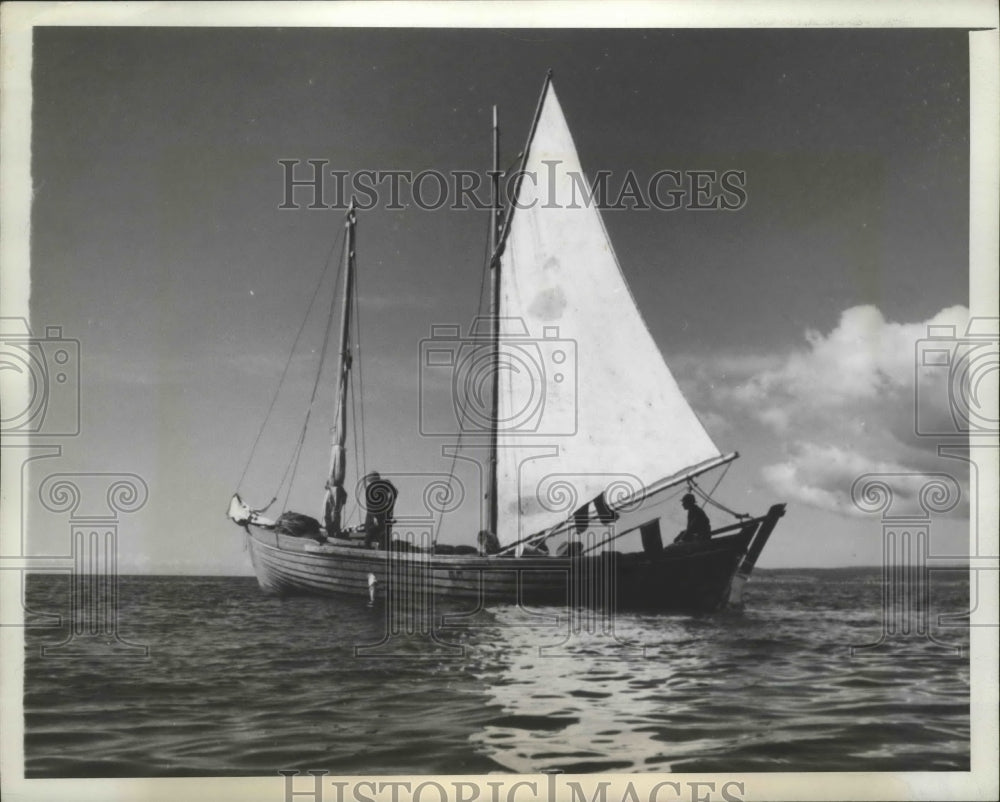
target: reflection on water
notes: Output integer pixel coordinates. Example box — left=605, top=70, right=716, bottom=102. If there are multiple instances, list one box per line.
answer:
left=467, top=609, right=684, bottom=773
left=23, top=569, right=970, bottom=776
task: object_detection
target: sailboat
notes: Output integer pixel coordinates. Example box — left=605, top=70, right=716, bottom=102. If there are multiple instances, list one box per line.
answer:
left=227, top=74, right=785, bottom=612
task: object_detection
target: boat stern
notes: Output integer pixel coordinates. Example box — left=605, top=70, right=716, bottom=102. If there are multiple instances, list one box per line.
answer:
left=726, top=503, right=786, bottom=607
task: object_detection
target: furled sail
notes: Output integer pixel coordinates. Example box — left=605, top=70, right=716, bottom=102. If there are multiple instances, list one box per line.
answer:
left=494, top=83, right=722, bottom=547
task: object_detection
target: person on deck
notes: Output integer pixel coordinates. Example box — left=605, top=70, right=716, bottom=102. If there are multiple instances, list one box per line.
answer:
left=478, top=530, right=501, bottom=556
left=674, top=492, right=712, bottom=543
left=363, top=472, right=397, bottom=550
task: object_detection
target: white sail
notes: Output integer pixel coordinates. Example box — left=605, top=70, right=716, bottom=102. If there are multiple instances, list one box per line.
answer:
left=494, top=83, right=722, bottom=547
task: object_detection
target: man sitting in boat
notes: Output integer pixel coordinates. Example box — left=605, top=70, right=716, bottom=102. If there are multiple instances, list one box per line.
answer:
left=674, top=492, right=712, bottom=543
left=363, top=472, right=397, bottom=550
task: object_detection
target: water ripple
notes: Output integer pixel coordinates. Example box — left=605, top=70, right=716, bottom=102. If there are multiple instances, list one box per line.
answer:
left=23, top=569, right=969, bottom=776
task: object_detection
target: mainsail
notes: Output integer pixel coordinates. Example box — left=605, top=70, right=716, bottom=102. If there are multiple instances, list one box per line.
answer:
left=494, top=82, right=723, bottom=547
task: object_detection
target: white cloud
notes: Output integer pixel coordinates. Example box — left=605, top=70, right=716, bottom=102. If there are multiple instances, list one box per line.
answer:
left=683, top=304, right=974, bottom=517
left=761, top=442, right=953, bottom=518
left=732, top=305, right=970, bottom=411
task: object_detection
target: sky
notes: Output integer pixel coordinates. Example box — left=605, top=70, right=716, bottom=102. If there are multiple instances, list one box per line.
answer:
left=14, top=25, right=978, bottom=573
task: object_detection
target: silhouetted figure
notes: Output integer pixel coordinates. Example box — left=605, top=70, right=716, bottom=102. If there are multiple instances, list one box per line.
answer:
left=364, top=472, right=397, bottom=550
left=478, top=530, right=501, bottom=555
left=674, top=492, right=711, bottom=543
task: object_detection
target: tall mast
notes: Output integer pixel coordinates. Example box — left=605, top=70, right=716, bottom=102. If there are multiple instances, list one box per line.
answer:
left=487, top=104, right=501, bottom=537
left=324, top=200, right=356, bottom=535
left=486, top=73, right=552, bottom=538
left=491, top=70, right=552, bottom=261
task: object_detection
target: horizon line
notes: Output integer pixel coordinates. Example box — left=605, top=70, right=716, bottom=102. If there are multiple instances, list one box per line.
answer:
left=21, top=563, right=975, bottom=577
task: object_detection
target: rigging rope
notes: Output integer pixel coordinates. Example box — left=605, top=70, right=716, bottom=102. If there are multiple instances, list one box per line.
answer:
left=349, top=361, right=361, bottom=523
left=236, top=226, right=347, bottom=494
left=688, top=464, right=750, bottom=520
left=708, top=459, right=730, bottom=496
left=283, top=232, right=348, bottom=510
left=352, top=238, right=369, bottom=486
left=279, top=437, right=307, bottom=512
left=271, top=411, right=309, bottom=510
left=433, top=213, right=495, bottom=544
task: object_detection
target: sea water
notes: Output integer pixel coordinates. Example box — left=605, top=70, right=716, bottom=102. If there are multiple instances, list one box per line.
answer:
left=23, top=569, right=969, bottom=776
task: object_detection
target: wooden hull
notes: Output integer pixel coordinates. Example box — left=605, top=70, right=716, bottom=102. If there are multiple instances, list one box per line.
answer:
left=244, top=505, right=785, bottom=612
